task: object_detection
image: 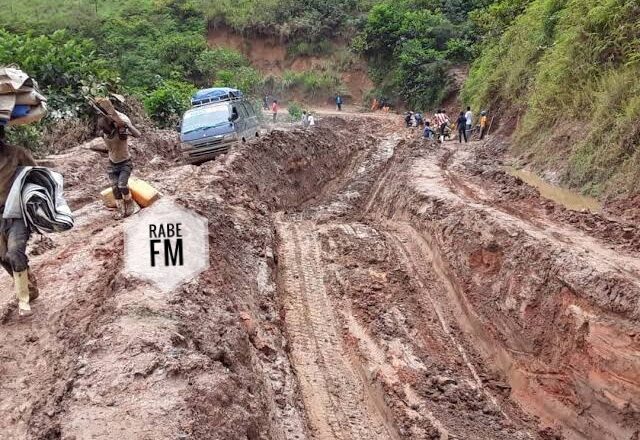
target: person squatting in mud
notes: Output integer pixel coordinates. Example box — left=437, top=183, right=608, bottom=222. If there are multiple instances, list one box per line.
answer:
left=0, top=126, right=39, bottom=316
left=95, top=97, right=142, bottom=219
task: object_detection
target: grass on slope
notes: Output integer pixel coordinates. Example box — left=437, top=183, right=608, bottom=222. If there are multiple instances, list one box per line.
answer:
left=463, top=0, right=640, bottom=198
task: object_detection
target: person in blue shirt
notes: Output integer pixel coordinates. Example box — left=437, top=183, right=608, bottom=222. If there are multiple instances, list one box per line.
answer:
left=423, top=121, right=435, bottom=140
left=335, top=94, right=343, bottom=111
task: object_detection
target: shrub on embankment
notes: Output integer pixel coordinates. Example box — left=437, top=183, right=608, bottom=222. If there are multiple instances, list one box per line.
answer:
left=463, top=0, right=640, bottom=198
left=0, top=0, right=266, bottom=138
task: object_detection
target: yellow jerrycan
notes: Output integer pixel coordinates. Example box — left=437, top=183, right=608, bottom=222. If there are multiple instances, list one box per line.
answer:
left=100, top=177, right=161, bottom=208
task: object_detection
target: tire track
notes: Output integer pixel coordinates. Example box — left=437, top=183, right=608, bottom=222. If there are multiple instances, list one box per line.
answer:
left=277, top=219, right=397, bottom=440
left=385, top=221, right=514, bottom=423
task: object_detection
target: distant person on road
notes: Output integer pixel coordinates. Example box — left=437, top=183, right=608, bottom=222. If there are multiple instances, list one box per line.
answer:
left=479, top=111, right=488, bottom=140
left=301, top=111, right=310, bottom=128
left=434, top=109, right=450, bottom=143
left=457, top=112, right=468, bottom=143
left=405, top=111, right=413, bottom=128
left=308, top=113, right=315, bottom=126
left=414, top=112, right=424, bottom=127
left=271, top=100, right=279, bottom=122
left=263, top=95, right=269, bottom=110
left=465, top=106, right=473, bottom=136
left=423, top=121, right=435, bottom=140
left=335, top=94, right=343, bottom=111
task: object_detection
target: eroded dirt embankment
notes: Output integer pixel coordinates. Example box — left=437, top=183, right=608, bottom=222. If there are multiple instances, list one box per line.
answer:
left=1, top=115, right=638, bottom=440
left=0, top=119, right=380, bottom=440
left=365, top=139, right=640, bottom=440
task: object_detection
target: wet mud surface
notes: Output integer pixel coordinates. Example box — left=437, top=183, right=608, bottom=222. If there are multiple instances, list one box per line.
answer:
left=1, top=116, right=638, bottom=439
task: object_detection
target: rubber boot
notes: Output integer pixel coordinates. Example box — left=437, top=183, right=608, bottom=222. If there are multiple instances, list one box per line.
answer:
left=28, top=269, right=39, bottom=301
left=114, top=199, right=125, bottom=219
left=14, top=270, right=31, bottom=316
left=122, top=193, right=139, bottom=217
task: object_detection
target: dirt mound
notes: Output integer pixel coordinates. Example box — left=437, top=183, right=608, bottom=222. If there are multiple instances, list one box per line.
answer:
left=366, top=136, right=640, bottom=439
left=0, top=117, right=390, bottom=440
left=466, top=139, right=640, bottom=254
left=1, top=114, right=638, bottom=440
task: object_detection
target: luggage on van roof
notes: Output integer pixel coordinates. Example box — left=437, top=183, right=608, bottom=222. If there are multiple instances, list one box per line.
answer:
left=191, top=87, right=243, bottom=106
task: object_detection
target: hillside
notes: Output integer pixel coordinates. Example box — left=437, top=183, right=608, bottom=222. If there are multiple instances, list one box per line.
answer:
left=2, top=0, right=640, bottom=202
left=463, top=0, right=640, bottom=200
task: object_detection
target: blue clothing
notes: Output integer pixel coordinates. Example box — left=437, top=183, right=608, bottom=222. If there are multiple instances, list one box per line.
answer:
left=423, top=126, right=435, bottom=139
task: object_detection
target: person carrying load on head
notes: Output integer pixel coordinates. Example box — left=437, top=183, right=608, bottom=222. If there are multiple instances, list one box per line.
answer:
left=0, top=125, right=38, bottom=317
left=0, top=66, right=73, bottom=317
left=91, top=95, right=141, bottom=219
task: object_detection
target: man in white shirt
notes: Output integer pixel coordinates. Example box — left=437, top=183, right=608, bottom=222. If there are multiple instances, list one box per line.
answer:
left=465, top=106, right=473, bottom=136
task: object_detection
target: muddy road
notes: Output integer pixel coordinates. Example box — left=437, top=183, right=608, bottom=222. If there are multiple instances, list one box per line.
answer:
left=0, top=116, right=638, bottom=439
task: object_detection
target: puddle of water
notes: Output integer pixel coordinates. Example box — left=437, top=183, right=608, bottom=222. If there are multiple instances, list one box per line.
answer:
left=505, top=167, right=602, bottom=212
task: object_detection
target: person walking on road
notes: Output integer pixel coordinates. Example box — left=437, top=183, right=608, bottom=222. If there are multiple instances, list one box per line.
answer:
left=465, top=106, right=473, bottom=137
left=271, top=100, right=279, bottom=123
left=0, top=126, right=40, bottom=316
left=457, top=112, right=468, bottom=143
left=433, top=109, right=450, bottom=143
left=335, top=94, right=343, bottom=111
left=479, top=111, right=488, bottom=140
left=94, top=96, right=142, bottom=219
left=301, top=110, right=310, bottom=128
left=414, top=112, right=424, bottom=128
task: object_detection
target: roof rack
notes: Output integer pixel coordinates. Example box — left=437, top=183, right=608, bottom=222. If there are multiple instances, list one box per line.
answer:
left=191, top=87, right=244, bottom=107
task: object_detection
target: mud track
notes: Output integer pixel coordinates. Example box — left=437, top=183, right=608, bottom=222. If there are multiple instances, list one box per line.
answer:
left=1, top=115, right=638, bottom=439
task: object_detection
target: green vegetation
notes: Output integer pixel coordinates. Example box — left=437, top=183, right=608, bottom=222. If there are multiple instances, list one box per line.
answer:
left=143, top=80, right=197, bottom=128
left=0, top=29, right=118, bottom=117
left=201, top=0, right=364, bottom=47
left=287, top=102, right=303, bottom=120
left=3, top=0, right=639, bottom=199
left=463, top=0, right=640, bottom=196
left=0, top=0, right=262, bottom=126
left=355, top=0, right=494, bottom=110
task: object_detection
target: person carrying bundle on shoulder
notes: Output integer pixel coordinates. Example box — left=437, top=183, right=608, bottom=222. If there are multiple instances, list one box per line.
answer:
left=92, top=96, right=142, bottom=219
left=0, top=66, right=73, bottom=317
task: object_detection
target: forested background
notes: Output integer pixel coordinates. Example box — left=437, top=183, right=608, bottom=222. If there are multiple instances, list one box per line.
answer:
left=1, top=0, right=639, bottom=196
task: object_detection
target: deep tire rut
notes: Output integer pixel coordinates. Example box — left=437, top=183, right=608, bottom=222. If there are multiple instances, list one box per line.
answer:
left=277, top=219, right=397, bottom=440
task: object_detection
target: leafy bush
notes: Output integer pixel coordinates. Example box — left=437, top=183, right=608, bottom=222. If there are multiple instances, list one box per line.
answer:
left=0, top=28, right=118, bottom=115
left=463, top=0, right=640, bottom=197
left=144, top=80, right=197, bottom=128
left=5, top=124, right=43, bottom=154
left=357, top=2, right=462, bottom=109
left=196, top=48, right=263, bottom=93
left=287, top=102, right=303, bottom=120
left=201, top=0, right=362, bottom=43
left=287, top=41, right=333, bottom=57
left=278, top=71, right=342, bottom=98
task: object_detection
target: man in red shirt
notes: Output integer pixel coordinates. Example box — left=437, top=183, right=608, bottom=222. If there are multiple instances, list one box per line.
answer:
left=271, top=100, right=279, bottom=123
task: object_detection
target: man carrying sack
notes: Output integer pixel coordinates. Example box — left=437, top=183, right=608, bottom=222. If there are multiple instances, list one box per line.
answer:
left=92, top=96, right=142, bottom=219
left=0, top=66, right=49, bottom=316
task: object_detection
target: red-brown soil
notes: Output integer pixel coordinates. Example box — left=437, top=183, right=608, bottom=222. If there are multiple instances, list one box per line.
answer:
left=207, top=25, right=373, bottom=103
left=1, top=115, right=638, bottom=440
